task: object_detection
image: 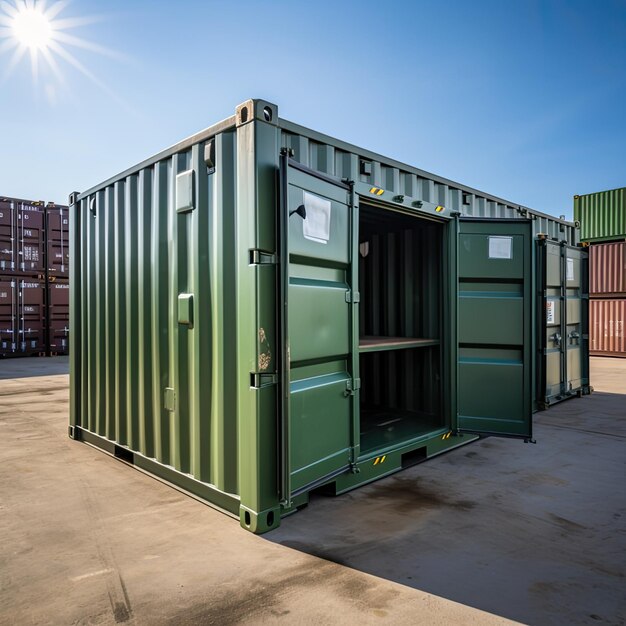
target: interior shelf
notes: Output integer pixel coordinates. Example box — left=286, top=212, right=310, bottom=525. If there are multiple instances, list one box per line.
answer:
left=359, top=336, right=440, bottom=353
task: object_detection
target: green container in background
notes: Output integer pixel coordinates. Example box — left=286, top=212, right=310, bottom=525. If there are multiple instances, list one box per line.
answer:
left=574, top=187, right=626, bottom=243
left=69, top=99, right=589, bottom=533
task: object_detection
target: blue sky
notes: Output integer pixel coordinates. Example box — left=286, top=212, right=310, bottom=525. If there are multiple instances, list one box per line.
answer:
left=1, top=0, right=625, bottom=220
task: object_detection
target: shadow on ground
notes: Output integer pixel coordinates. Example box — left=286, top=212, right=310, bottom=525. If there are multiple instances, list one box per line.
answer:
left=268, top=388, right=626, bottom=626
left=0, top=355, right=69, bottom=380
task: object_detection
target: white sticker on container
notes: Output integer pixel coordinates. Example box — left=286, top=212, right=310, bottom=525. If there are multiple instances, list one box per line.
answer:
left=546, top=301, right=555, bottom=324
left=566, top=258, right=575, bottom=281
left=302, top=191, right=331, bottom=244
left=488, top=236, right=513, bottom=259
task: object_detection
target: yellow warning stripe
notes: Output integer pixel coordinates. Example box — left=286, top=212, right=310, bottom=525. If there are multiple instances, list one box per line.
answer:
left=373, top=455, right=387, bottom=466
left=369, top=187, right=384, bottom=196
left=435, top=205, right=445, bottom=213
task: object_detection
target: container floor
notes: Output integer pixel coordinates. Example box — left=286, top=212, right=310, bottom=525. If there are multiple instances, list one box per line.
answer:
left=359, top=407, right=443, bottom=455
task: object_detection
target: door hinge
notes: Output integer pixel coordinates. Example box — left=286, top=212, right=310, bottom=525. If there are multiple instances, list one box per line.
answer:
left=344, top=378, right=361, bottom=396
left=251, top=372, right=278, bottom=388
left=345, top=290, right=360, bottom=303
left=249, top=249, right=277, bottom=265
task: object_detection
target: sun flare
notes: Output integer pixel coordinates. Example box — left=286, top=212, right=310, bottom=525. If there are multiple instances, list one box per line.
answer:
left=0, top=0, right=124, bottom=101
left=11, top=5, right=52, bottom=49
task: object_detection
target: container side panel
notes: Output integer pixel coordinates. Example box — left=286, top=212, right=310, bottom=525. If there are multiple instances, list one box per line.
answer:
left=189, top=142, right=212, bottom=482
left=103, top=188, right=115, bottom=438
left=125, top=175, right=140, bottom=452
left=114, top=181, right=127, bottom=444
left=0, top=199, right=17, bottom=273
left=137, top=169, right=154, bottom=457
left=211, top=131, right=239, bottom=493
left=16, top=201, right=46, bottom=276
left=47, top=280, right=70, bottom=354
left=280, top=127, right=578, bottom=245
left=0, top=277, right=17, bottom=355
left=69, top=197, right=82, bottom=431
left=75, top=130, right=241, bottom=508
left=45, top=205, right=70, bottom=278
left=575, top=187, right=626, bottom=243
left=590, top=299, right=626, bottom=356
left=151, top=161, right=171, bottom=465
left=589, top=241, right=626, bottom=297
left=95, top=190, right=106, bottom=436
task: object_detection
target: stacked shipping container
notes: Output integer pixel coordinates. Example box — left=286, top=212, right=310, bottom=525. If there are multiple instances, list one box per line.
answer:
left=575, top=188, right=626, bottom=358
left=0, top=196, right=69, bottom=357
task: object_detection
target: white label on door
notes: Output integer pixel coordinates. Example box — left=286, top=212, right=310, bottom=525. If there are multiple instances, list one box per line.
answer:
left=566, top=258, right=575, bottom=281
left=488, top=236, right=513, bottom=259
left=303, top=191, right=331, bottom=244
left=547, top=301, right=555, bottom=324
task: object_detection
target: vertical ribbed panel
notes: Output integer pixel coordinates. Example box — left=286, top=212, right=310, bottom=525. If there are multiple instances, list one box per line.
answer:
left=575, top=187, right=626, bottom=243
left=75, top=130, right=240, bottom=498
left=589, top=241, right=626, bottom=297
left=280, top=128, right=578, bottom=245
left=590, top=299, right=626, bottom=356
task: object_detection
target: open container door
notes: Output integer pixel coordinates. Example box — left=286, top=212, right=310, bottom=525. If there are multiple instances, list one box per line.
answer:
left=537, top=237, right=590, bottom=407
left=456, top=218, right=534, bottom=442
left=278, top=151, right=358, bottom=504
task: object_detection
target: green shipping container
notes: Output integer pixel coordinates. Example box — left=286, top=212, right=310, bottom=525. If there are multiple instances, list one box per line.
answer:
left=69, top=99, right=588, bottom=533
left=574, top=187, right=626, bottom=243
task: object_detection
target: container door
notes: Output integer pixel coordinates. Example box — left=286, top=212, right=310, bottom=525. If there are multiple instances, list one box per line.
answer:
left=278, top=154, right=357, bottom=501
left=538, top=239, right=589, bottom=406
left=456, top=218, right=533, bottom=440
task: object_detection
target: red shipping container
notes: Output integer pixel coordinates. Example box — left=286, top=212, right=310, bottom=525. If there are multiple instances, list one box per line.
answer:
left=47, top=279, right=69, bottom=355
left=0, top=276, right=17, bottom=355
left=590, top=299, right=626, bottom=357
left=589, top=241, right=626, bottom=298
left=46, top=204, right=70, bottom=278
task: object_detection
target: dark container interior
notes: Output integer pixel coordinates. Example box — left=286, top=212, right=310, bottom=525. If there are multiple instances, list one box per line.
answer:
left=358, top=204, right=444, bottom=454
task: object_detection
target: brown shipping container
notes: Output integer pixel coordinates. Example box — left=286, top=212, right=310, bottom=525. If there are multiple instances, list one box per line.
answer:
left=589, top=241, right=626, bottom=298
left=17, top=201, right=46, bottom=276
left=0, top=276, right=17, bottom=355
left=18, top=278, right=46, bottom=355
left=590, top=299, right=626, bottom=357
left=47, top=279, right=69, bottom=354
left=45, top=204, right=70, bottom=278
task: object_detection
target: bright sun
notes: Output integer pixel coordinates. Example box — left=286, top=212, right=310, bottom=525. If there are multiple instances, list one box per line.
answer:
left=0, top=0, right=122, bottom=101
left=11, top=6, right=52, bottom=50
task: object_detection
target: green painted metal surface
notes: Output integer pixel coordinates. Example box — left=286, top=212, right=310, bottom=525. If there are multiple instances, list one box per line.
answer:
left=456, top=220, right=533, bottom=439
left=574, top=187, right=626, bottom=243
left=70, top=98, right=586, bottom=533
left=537, top=239, right=590, bottom=407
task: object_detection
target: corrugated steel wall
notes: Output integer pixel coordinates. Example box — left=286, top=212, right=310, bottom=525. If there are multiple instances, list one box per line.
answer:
left=72, top=129, right=240, bottom=497
left=589, top=241, right=626, bottom=297
left=47, top=279, right=69, bottom=355
left=575, top=187, right=626, bottom=243
left=46, top=204, right=70, bottom=278
left=590, top=299, right=625, bottom=356
left=280, top=122, right=579, bottom=245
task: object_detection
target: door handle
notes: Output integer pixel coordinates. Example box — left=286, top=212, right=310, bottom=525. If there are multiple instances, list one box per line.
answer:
left=551, top=333, right=562, bottom=346
left=569, top=331, right=580, bottom=344
left=289, top=204, right=306, bottom=219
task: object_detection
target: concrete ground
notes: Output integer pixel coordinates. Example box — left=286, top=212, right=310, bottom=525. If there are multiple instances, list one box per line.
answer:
left=0, top=357, right=624, bottom=625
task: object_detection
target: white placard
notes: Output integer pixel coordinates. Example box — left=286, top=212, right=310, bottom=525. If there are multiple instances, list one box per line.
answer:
left=566, top=258, right=575, bottom=281
left=546, top=301, right=555, bottom=324
left=488, top=236, right=513, bottom=259
left=302, top=191, right=331, bottom=244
